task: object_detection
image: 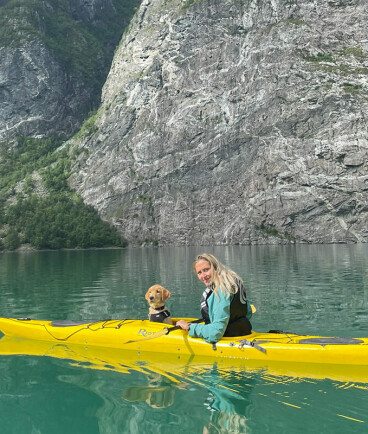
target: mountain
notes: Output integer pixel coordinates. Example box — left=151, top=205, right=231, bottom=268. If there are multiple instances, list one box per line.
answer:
left=68, top=0, right=368, bottom=246
left=0, top=0, right=140, bottom=250
left=0, top=0, right=140, bottom=140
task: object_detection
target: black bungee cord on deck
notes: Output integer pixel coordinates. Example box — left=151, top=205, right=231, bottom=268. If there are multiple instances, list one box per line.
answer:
left=42, top=319, right=114, bottom=342
left=12, top=318, right=132, bottom=342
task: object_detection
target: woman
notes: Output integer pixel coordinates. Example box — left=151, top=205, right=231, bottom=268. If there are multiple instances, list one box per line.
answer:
left=176, top=253, right=252, bottom=343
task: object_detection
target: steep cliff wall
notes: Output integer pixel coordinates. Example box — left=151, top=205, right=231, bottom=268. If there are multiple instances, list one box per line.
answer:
left=0, top=0, right=140, bottom=141
left=69, top=0, right=368, bottom=246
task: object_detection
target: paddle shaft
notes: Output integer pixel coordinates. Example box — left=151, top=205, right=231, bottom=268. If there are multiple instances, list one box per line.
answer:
left=124, top=318, right=204, bottom=344
left=166, top=318, right=204, bottom=334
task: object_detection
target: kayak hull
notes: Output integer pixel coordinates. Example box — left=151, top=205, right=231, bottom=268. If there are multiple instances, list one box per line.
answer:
left=1, top=335, right=368, bottom=385
left=0, top=317, right=367, bottom=366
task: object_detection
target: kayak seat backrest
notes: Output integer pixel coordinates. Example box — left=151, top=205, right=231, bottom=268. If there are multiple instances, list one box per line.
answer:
left=51, top=320, right=94, bottom=327
left=298, top=337, right=364, bottom=346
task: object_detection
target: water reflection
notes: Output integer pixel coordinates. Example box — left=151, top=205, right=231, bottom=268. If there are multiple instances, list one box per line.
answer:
left=0, top=337, right=368, bottom=433
left=122, top=364, right=253, bottom=432
left=122, top=375, right=184, bottom=408
left=0, top=334, right=367, bottom=433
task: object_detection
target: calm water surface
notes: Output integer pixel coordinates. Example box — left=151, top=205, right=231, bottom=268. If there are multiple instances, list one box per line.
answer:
left=0, top=245, right=367, bottom=433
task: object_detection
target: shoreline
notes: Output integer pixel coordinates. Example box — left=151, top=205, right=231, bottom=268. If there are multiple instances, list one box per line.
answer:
left=0, top=240, right=365, bottom=255
left=0, top=245, right=128, bottom=254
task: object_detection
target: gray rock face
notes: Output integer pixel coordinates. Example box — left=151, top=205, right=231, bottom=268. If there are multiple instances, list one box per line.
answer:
left=69, top=0, right=368, bottom=246
left=69, top=0, right=115, bottom=22
left=0, top=0, right=124, bottom=141
left=0, top=42, right=91, bottom=140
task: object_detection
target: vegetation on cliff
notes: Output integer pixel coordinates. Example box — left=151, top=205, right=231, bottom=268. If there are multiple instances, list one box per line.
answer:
left=0, top=137, right=127, bottom=251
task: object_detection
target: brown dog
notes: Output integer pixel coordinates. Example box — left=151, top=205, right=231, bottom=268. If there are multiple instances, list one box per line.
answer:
left=145, top=284, right=173, bottom=324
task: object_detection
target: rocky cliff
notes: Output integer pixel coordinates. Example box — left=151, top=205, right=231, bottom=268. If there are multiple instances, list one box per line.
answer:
left=69, top=0, right=368, bottom=246
left=0, top=0, right=139, bottom=141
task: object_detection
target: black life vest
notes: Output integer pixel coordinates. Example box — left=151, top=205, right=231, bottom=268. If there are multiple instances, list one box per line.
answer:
left=200, top=281, right=252, bottom=337
left=149, top=309, right=171, bottom=322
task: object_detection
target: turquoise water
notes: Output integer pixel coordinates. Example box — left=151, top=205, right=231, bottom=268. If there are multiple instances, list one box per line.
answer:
left=0, top=245, right=367, bottom=433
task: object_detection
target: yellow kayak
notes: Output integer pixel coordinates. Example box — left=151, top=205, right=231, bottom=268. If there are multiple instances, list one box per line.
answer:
left=0, top=317, right=367, bottom=367
left=0, top=334, right=368, bottom=385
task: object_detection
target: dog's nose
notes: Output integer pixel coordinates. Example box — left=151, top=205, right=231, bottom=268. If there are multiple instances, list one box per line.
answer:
left=149, top=296, right=154, bottom=301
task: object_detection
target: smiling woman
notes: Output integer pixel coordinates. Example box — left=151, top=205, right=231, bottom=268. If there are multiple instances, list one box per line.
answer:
left=176, top=253, right=253, bottom=342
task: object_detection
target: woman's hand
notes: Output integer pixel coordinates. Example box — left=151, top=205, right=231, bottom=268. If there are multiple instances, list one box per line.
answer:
left=176, top=320, right=191, bottom=331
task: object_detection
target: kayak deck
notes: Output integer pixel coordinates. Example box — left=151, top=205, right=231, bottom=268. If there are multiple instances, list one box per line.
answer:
left=0, top=317, right=367, bottom=366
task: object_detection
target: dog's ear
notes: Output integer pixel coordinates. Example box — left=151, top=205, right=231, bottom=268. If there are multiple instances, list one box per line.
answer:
left=163, top=288, right=171, bottom=300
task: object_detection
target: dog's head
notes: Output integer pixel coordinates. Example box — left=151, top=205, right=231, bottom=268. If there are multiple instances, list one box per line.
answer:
left=145, top=284, right=171, bottom=307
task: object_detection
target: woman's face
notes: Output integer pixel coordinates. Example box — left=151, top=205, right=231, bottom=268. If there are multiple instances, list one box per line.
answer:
left=194, top=259, right=212, bottom=286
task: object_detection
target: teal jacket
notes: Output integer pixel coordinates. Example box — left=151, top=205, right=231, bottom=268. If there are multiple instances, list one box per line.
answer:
left=189, top=288, right=231, bottom=343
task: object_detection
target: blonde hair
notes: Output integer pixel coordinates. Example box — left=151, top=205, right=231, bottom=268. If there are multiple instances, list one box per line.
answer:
left=193, top=253, right=244, bottom=297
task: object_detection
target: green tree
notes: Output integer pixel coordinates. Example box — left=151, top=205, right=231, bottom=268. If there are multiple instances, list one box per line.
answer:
left=3, top=229, right=20, bottom=250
